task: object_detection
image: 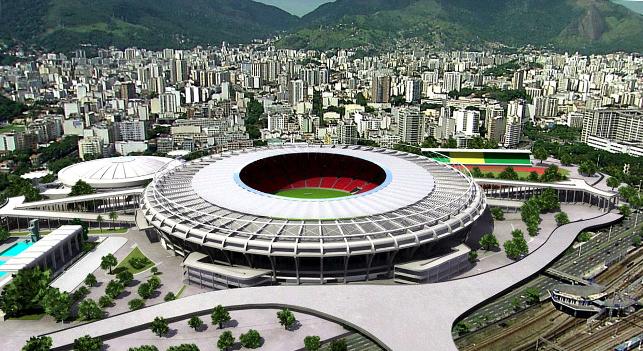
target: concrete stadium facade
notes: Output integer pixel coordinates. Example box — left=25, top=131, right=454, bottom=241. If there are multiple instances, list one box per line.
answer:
left=142, top=145, right=487, bottom=286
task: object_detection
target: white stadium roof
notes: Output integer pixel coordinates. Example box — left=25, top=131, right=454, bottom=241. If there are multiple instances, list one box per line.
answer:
left=59, top=156, right=178, bottom=189
left=143, top=145, right=486, bottom=256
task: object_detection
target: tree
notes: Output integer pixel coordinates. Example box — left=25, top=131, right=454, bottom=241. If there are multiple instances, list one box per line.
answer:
left=499, top=167, right=519, bottom=180
left=490, top=208, right=504, bottom=221
left=167, top=345, right=200, bottom=351
left=150, top=316, right=169, bottom=337
left=129, top=298, right=145, bottom=311
left=329, top=339, right=348, bottom=351
left=217, top=331, right=235, bottom=351
left=100, top=254, right=118, bottom=274
left=528, top=171, right=540, bottom=182
left=479, top=233, right=499, bottom=251
left=105, top=280, right=125, bottom=299
left=72, top=335, right=102, bottom=351
left=108, top=211, right=119, bottom=229
left=188, top=316, right=204, bottom=331
left=578, top=161, right=597, bottom=176
left=355, top=92, right=368, bottom=106
left=70, top=180, right=95, bottom=197
left=533, top=148, right=548, bottom=165
left=470, top=167, right=484, bottom=178
left=0, top=227, right=10, bottom=243
left=619, top=205, right=631, bottom=218
left=540, top=165, right=564, bottom=182
left=277, top=308, right=296, bottom=330
left=453, top=322, right=470, bottom=336
left=116, top=270, right=134, bottom=285
left=511, top=297, right=522, bottom=311
left=151, top=266, right=159, bottom=275
left=42, top=288, right=72, bottom=322
left=71, top=218, right=89, bottom=240
left=555, top=212, right=570, bottom=226
left=304, top=336, right=321, bottom=351
left=148, top=276, right=161, bottom=290
left=0, top=267, right=51, bottom=317
left=138, top=282, right=153, bottom=300
left=96, top=215, right=104, bottom=232
left=524, top=287, right=541, bottom=305
left=98, top=295, right=113, bottom=308
left=84, top=273, right=97, bottom=288
left=577, top=232, right=592, bottom=242
left=607, top=176, right=620, bottom=190
left=78, top=299, right=104, bottom=321
left=468, top=250, right=478, bottom=263
left=22, top=336, right=52, bottom=351
left=211, top=305, right=231, bottom=329
left=128, top=346, right=159, bottom=351
left=560, top=153, right=573, bottom=166
left=239, top=329, right=262, bottom=349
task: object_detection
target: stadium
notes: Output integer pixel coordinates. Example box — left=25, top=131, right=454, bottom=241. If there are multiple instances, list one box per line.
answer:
left=142, top=145, right=487, bottom=286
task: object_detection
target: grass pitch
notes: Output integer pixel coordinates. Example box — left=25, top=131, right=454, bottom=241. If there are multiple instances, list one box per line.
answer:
left=276, top=188, right=351, bottom=199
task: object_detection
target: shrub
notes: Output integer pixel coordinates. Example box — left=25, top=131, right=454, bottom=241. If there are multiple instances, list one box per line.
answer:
left=138, top=282, right=153, bottom=299
left=73, top=335, right=102, bottom=351
left=329, top=339, right=348, bottom=351
left=304, top=336, right=321, bottom=351
left=490, top=207, right=504, bottom=221
left=129, top=298, right=145, bottom=311
left=98, top=295, right=113, bottom=308
left=129, top=256, right=152, bottom=270
left=164, top=292, right=176, bottom=302
left=239, top=329, right=262, bottom=348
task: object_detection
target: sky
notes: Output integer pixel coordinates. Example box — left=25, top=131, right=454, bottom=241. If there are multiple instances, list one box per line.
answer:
left=612, top=0, right=643, bottom=14
left=255, top=0, right=335, bottom=17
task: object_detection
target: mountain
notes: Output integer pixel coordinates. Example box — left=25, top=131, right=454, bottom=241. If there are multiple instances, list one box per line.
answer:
left=255, top=0, right=335, bottom=16
left=612, top=0, right=643, bottom=14
left=0, top=0, right=299, bottom=51
left=281, top=0, right=643, bottom=52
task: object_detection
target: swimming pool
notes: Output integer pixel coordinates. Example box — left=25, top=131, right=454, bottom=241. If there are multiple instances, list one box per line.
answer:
left=0, top=260, right=5, bottom=277
left=0, top=241, right=33, bottom=257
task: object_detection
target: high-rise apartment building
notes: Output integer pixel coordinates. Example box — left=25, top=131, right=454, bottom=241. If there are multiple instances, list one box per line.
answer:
left=398, top=107, right=425, bottom=145
left=371, top=75, right=391, bottom=103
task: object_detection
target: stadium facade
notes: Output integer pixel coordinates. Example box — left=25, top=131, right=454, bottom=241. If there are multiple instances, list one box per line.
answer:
left=142, top=145, right=486, bottom=286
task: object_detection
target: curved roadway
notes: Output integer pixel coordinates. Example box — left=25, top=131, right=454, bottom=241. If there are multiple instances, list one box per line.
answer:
left=45, top=212, right=622, bottom=351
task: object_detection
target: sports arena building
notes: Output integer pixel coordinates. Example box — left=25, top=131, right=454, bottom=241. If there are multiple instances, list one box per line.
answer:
left=142, top=145, right=486, bottom=287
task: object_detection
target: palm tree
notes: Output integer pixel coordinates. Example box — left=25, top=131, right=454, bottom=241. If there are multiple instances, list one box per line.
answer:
left=96, top=215, right=104, bottom=233
left=108, top=211, right=118, bottom=229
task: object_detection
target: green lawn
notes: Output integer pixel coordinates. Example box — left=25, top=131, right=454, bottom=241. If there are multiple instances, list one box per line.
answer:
left=10, top=313, right=45, bottom=321
left=276, top=188, right=351, bottom=199
left=0, top=124, right=26, bottom=133
left=114, top=247, right=154, bottom=274
left=89, top=227, right=128, bottom=235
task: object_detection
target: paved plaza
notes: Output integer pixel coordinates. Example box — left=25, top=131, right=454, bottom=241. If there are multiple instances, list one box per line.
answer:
left=40, top=212, right=621, bottom=351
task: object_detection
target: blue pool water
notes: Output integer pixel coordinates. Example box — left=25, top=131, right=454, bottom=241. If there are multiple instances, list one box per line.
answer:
left=0, top=241, right=33, bottom=257
left=0, top=260, right=5, bottom=277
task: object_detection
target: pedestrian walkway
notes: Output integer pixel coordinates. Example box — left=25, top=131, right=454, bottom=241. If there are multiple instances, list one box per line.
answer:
left=50, top=237, right=128, bottom=292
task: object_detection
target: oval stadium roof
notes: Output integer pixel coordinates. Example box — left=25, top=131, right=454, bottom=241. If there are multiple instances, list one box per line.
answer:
left=59, top=156, right=177, bottom=189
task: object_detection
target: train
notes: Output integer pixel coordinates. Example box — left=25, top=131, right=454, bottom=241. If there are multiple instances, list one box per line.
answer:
left=614, top=333, right=643, bottom=351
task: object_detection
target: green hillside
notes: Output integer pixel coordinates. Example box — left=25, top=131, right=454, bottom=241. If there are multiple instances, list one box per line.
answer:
left=281, top=0, right=643, bottom=52
left=0, top=0, right=299, bottom=51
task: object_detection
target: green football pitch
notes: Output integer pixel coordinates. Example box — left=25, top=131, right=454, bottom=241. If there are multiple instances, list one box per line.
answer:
left=275, top=188, right=352, bottom=199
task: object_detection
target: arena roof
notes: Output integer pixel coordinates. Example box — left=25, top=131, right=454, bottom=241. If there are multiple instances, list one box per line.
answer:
left=192, top=147, right=433, bottom=220
left=143, top=145, right=486, bottom=256
left=59, top=156, right=178, bottom=189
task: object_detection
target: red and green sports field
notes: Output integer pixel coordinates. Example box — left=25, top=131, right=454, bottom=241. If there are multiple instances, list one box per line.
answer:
left=276, top=188, right=352, bottom=199
left=456, top=165, right=569, bottom=178
left=432, top=151, right=532, bottom=166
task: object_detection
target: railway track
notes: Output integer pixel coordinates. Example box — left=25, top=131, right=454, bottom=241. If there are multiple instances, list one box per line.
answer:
left=457, top=245, right=643, bottom=351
